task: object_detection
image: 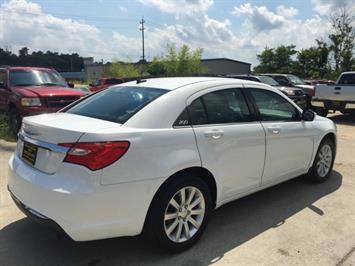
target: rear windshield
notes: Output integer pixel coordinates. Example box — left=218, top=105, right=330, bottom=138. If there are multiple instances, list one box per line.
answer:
left=66, top=86, right=168, bottom=123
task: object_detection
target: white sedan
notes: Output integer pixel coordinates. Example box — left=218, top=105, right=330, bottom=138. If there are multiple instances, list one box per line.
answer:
left=8, top=77, right=336, bottom=252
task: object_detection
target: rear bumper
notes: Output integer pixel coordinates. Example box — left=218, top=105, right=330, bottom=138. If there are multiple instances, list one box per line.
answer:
left=7, top=153, right=164, bottom=241
left=311, top=100, right=355, bottom=110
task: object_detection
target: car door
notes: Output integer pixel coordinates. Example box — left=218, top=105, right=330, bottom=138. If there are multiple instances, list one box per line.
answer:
left=187, top=86, right=266, bottom=203
left=247, top=86, right=314, bottom=184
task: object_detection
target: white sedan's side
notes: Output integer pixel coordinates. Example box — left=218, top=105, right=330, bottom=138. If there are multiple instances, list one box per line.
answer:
left=8, top=77, right=337, bottom=252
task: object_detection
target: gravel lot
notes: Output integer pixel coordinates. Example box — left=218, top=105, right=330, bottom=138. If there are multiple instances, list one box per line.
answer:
left=0, top=113, right=354, bottom=266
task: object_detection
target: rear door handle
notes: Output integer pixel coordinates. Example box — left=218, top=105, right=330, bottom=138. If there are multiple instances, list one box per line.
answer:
left=204, top=129, right=224, bottom=139
left=267, top=127, right=281, bottom=134
left=334, top=87, right=341, bottom=90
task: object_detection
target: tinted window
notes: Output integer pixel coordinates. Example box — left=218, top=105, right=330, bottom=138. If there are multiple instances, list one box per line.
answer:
left=338, top=74, right=355, bottom=84
left=106, top=78, right=123, bottom=85
left=189, top=89, right=251, bottom=125
left=250, top=89, right=299, bottom=121
left=257, top=76, right=279, bottom=86
left=189, top=98, right=208, bottom=125
left=273, top=76, right=289, bottom=86
left=67, top=86, right=167, bottom=124
left=9, top=70, right=67, bottom=87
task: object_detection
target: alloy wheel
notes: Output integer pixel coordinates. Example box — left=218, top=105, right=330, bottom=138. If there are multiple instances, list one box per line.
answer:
left=163, top=186, right=205, bottom=243
left=316, top=144, right=332, bottom=177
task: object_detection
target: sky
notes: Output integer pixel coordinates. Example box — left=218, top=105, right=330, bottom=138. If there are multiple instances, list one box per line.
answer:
left=0, top=0, right=354, bottom=66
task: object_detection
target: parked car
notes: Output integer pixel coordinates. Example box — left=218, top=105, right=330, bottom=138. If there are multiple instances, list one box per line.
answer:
left=89, top=77, right=124, bottom=92
left=260, top=74, right=315, bottom=98
left=0, top=66, right=85, bottom=133
left=227, top=74, right=308, bottom=109
left=8, top=77, right=336, bottom=252
left=312, top=72, right=355, bottom=116
left=73, top=85, right=91, bottom=95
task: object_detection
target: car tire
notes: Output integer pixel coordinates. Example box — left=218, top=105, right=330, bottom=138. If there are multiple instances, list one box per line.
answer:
left=146, top=174, right=212, bottom=253
left=8, top=107, right=21, bottom=135
left=307, top=138, right=335, bottom=183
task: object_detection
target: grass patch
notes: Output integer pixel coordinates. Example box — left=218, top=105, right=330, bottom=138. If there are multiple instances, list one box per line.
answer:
left=0, top=113, right=16, bottom=142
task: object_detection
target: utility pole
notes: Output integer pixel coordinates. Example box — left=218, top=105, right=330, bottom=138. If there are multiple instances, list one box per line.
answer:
left=139, top=17, right=145, bottom=62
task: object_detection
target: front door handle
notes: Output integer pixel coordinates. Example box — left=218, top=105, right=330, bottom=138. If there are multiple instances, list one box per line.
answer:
left=204, top=129, right=224, bottom=139
left=267, top=127, right=281, bottom=134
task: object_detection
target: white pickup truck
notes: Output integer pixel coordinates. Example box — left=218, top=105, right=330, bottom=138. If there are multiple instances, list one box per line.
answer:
left=312, top=71, right=355, bottom=116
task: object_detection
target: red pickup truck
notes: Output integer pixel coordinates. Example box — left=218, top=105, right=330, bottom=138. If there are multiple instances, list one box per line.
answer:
left=0, top=66, right=85, bottom=133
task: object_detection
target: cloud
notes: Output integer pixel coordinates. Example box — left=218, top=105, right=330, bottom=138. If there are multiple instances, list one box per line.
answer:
left=312, top=0, right=355, bottom=15
left=232, top=4, right=298, bottom=32
left=0, top=0, right=109, bottom=59
left=138, top=0, right=213, bottom=15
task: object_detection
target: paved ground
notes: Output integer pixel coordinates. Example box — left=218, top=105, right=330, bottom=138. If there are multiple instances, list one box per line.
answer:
left=0, top=113, right=354, bottom=266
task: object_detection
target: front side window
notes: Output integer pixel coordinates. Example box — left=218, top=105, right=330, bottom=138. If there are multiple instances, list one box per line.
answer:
left=249, top=89, right=299, bottom=121
left=188, top=89, right=251, bottom=125
left=67, top=86, right=168, bottom=124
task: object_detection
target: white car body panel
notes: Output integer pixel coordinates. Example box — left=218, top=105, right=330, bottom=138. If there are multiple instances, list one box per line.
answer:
left=7, top=77, right=337, bottom=241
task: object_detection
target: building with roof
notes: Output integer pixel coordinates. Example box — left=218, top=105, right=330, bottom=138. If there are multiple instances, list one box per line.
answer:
left=201, top=58, right=251, bottom=75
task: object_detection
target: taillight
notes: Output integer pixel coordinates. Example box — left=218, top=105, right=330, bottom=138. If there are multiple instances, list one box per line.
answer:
left=60, top=141, right=130, bottom=171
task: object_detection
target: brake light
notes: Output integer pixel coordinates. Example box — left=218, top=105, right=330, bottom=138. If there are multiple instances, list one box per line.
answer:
left=60, top=141, right=130, bottom=171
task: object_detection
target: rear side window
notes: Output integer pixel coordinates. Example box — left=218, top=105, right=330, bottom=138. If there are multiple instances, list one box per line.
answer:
left=338, top=74, right=355, bottom=84
left=67, top=86, right=168, bottom=124
left=188, top=89, right=252, bottom=125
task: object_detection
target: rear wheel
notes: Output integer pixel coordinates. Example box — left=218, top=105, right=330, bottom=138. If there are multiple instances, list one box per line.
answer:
left=8, top=107, right=21, bottom=135
left=307, top=138, right=335, bottom=183
left=146, top=174, right=212, bottom=252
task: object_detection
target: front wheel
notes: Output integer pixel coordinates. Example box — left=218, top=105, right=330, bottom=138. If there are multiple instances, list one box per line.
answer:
left=308, top=138, right=335, bottom=183
left=146, top=175, right=212, bottom=252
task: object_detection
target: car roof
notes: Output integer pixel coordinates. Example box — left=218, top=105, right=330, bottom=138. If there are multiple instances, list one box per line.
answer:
left=120, top=77, right=245, bottom=90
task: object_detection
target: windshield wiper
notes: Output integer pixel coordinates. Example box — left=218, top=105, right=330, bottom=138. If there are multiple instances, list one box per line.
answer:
left=14, top=84, right=41, bottom=87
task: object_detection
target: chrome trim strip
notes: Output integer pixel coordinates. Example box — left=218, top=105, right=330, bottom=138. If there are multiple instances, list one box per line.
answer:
left=18, top=133, right=69, bottom=154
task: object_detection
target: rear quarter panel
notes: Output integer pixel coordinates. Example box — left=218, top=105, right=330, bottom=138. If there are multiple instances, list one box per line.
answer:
left=79, top=127, right=201, bottom=185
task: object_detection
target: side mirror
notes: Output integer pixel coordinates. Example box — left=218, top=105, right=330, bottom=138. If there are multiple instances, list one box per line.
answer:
left=302, top=109, right=315, bottom=121
left=67, top=82, right=74, bottom=88
left=89, top=83, right=93, bottom=87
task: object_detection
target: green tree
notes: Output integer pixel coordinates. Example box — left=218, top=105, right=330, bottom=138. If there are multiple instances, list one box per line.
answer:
left=254, top=45, right=297, bottom=73
left=147, top=44, right=206, bottom=76
left=295, top=40, right=330, bottom=78
left=328, top=8, right=355, bottom=75
left=105, top=61, right=140, bottom=78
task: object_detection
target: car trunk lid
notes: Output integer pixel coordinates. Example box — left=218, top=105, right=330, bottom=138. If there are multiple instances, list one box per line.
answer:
left=17, top=113, right=122, bottom=174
